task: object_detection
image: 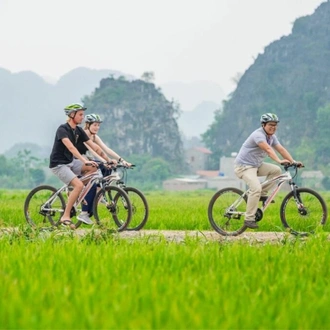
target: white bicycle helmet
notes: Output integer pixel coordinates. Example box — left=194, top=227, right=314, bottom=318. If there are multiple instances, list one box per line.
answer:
left=260, top=113, right=279, bottom=124
left=85, top=114, right=103, bottom=123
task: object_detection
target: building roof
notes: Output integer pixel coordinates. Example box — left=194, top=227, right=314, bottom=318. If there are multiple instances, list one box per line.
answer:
left=196, top=170, right=220, bottom=177
left=193, top=147, right=212, bottom=154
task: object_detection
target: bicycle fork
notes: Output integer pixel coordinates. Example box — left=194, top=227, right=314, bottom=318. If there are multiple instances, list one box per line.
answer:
left=290, top=183, right=307, bottom=215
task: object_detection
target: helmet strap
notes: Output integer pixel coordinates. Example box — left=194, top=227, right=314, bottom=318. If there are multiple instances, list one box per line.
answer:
left=68, top=111, right=80, bottom=125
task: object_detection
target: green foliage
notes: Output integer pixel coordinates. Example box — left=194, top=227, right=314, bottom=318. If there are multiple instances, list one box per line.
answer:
left=121, top=154, right=172, bottom=190
left=322, top=177, right=330, bottom=190
left=29, top=168, right=45, bottom=186
left=0, top=150, right=48, bottom=189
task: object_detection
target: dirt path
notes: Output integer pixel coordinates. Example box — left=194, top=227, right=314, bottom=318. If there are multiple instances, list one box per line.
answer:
left=0, top=227, right=301, bottom=243
left=93, top=230, right=291, bottom=243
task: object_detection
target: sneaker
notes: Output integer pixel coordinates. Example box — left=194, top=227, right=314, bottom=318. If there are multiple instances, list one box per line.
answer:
left=77, top=213, right=93, bottom=225
left=244, top=220, right=259, bottom=229
left=99, top=196, right=108, bottom=205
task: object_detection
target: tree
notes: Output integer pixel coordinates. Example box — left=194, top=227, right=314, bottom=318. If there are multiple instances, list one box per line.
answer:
left=141, top=71, right=155, bottom=83
left=29, top=168, right=46, bottom=186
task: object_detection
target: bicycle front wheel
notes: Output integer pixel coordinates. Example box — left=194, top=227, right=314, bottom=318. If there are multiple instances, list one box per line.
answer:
left=93, top=186, right=132, bottom=231
left=280, top=187, right=328, bottom=235
left=121, top=187, right=149, bottom=231
left=24, top=185, right=66, bottom=229
left=208, top=188, right=247, bottom=236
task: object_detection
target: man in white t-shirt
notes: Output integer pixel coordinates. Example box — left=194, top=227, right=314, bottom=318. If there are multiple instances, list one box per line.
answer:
left=234, top=113, right=303, bottom=229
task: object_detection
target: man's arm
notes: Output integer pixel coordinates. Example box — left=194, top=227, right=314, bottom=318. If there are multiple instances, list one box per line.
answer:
left=273, top=144, right=295, bottom=163
left=62, top=138, right=98, bottom=166
left=258, top=141, right=291, bottom=164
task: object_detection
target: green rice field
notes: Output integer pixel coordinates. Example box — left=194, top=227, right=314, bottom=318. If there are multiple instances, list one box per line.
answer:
left=1, top=189, right=330, bottom=329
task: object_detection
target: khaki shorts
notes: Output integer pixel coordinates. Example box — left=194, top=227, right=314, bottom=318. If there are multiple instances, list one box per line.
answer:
left=50, top=159, right=83, bottom=186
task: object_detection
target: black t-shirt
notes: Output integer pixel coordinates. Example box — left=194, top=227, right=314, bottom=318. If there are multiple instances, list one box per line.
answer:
left=49, top=123, right=89, bottom=168
left=76, top=137, right=89, bottom=155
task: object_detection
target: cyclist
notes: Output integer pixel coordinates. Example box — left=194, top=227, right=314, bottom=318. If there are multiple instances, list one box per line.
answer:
left=82, top=114, right=131, bottom=168
left=234, top=113, right=303, bottom=229
left=49, top=103, right=112, bottom=229
left=76, top=113, right=132, bottom=218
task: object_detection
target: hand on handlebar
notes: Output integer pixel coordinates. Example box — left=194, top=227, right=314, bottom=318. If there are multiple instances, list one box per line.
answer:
left=85, top=160, right=99, bottom=167
left=280, top=159, right=291, bottom=166
left=293, top=161, right=304, bottom=168
left=104, top=159, right=117, bottom=169
left=122, top=160, right=132, bottom=168
left=280, top=160, right=304, bottom=168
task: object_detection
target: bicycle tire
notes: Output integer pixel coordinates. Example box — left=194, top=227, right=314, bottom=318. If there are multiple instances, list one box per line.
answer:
left=92, top=186, right=132, bottom=231
left=118, top=187, right=149, bottom=231
left=208, top=187, right=247, bottom=236
left=280, top=187, right=328, bottom=236
left=24, top=185, right=66, bottom=229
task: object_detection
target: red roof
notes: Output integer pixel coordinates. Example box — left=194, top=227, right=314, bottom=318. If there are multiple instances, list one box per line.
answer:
left=193, top=147, right=212, bottom=154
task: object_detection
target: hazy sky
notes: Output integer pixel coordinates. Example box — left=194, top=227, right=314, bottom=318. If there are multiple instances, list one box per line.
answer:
left=0, top=0, right=325, bottom=94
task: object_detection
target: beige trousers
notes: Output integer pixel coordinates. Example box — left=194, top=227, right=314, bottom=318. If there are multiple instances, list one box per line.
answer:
left=234, top=163, right=281, bottom=221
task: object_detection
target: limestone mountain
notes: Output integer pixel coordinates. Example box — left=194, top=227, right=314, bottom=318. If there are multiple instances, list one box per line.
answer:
left=203, top=0, right=330, bottom=168
left=82, top=77, right=184, bottom=170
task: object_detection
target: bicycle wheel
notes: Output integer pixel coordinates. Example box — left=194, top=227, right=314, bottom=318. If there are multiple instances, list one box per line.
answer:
left=280, top=187, right=328, bottom=235
left=208, top=187, right=247, bottom=236
left=120, top=187, right=149, bottom=231
left=24, top=185, right=66, bottom=229
left=93, top=186, right=132, bottom=231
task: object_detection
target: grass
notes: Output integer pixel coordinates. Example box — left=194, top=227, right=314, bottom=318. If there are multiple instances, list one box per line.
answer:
left=1, top=189, right=330, bottom=329
left=4, top=188, right=330, bottom=233
left=1, top=231, right=330, bottom=329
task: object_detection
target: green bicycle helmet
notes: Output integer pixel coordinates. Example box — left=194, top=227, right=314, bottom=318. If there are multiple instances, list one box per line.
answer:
left=64, top=103, right=87, bottom=116
left=260, top=113, right=279, bottom=124
left=85, top=114, right=103, bottom=123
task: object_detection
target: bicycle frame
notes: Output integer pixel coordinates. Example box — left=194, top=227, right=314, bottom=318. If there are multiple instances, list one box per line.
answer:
left=226, top=169, right=294, bottom=218
left=41, top=170, right=104, bottom=214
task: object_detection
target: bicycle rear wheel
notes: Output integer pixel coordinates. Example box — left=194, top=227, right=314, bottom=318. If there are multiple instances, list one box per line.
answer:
left=93, top=186, right=132, bottom=231
left=120, top=187, right=149, bottom=231
left=208, top=188, right=247, bottom=236
left=280, top=187, right=328, bottom=235
left=24, top=185, right=66, bottom=229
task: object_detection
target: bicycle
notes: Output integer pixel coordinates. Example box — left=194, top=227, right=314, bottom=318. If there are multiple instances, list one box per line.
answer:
left=103, top=163, right=149, bottom=231
left=24, top=165, right=132, bottom=231
left=207, top=163, right=328, bottom=236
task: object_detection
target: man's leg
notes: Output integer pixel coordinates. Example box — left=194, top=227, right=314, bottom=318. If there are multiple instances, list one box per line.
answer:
left=257, top=163, right=281, bottom=196
left=240, top=167, right=262, bottom=221
left=62, top=176, right=84, bottom=225
left=235, top=165, right=261, bottom=225
left=51, top=162, right=84, bottom=229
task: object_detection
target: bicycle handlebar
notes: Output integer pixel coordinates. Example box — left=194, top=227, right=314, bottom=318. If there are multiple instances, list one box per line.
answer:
left=92, top=159, right=135, bottom=169
left=282, top=162, right=304, bottom=171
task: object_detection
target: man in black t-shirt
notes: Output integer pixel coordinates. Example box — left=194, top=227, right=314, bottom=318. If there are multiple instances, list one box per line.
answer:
left=49, top=103, right=105, bottom=229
